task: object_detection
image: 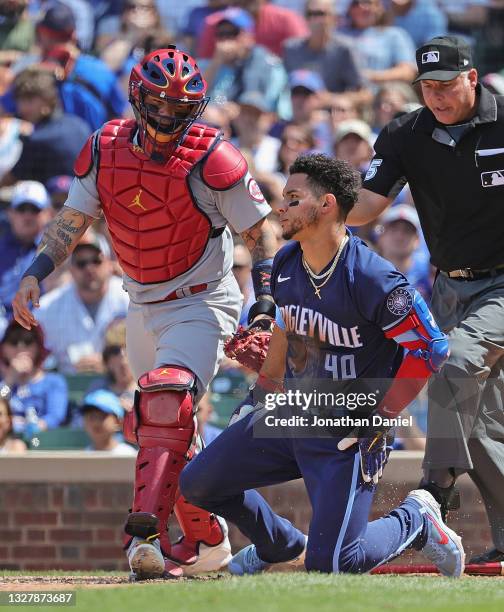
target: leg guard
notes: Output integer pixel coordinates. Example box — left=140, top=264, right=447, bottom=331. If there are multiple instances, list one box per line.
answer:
left=124, top=366, right=197, bottom=548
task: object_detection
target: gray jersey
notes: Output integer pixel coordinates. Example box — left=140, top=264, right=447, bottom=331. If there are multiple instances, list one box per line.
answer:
left=65, top=139, right=271, bottom=303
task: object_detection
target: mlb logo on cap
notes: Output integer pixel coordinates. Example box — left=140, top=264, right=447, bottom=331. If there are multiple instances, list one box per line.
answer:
left=422, top=51, right=439, bottom=64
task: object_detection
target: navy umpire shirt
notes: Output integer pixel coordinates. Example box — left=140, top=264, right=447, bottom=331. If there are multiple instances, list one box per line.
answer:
left=363, top=84, right=504, bottom=271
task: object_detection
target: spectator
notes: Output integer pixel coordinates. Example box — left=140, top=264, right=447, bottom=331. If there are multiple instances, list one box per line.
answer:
left=0, top=1, right=34, bottom=68
left=284, top=0, right=370, bottom=107
left=342, top=0, right=417, bottom=86
left=0, top=112, right=31, bottom=181
left=36, top=230, right=129, bottom=374
left=0, top=387, right=26, bottom=453
left=371, top=81, right=419, bottom=131
left=40, top=0, right=96, bottom=53
left=45, top=174, right=72, bottom=217
left=200, top=8, right=289, bottom=117
left=0, top=320, right=68, bottom=434
left=198, top=0, right=309, bottom=59
left=180, top=0, right=230, bottom=56
left=232, top=244, right=253, bottom=327
left=36, top=1, right=127, bottom=130
left=437, top=0, right=489, bottom=39
left=275, top=123, right=315, bottom=183
left=333, top=118, right=375, bottom=175
left=200, top=102, right=234, bottom=140
left=375, top=204, right=432, bottom=300
left=4, top=66, right=91, bottom=185
left=0, top=181, right=51, bottom=315
left=329, top=93, right=360, bottom=133
left=391, top=0, right=448, bottom=47
left=80, top=389, right=136, bottom=454
left=197, top=392, right=222, bottom=446
left=231, top=91, right=281, bottom=174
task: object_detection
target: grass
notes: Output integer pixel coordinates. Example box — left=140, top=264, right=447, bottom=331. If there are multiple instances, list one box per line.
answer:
left=2, top=573, right=504, bottom=612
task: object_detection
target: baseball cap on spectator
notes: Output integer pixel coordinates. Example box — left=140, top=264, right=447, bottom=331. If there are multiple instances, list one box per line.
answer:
left=46, top=175, right=72, bottom=196
left=10, top=181, right=50, bottom=210
left=216, top=8, right=254, bottom=33
left=333, top=119, right=373, bottom=146
left=36, top=1, right=76, bottom=41
left=413, top=36, right=473, bottom=84
left=73, top=230, right=111, bottom=259
left=289, top=70, right=324, bottom=94
left=381, top=204, right=421, bottom=233
left=81, top=390, right=124, bottom=419
left=237, top=91, right=273, bottom=114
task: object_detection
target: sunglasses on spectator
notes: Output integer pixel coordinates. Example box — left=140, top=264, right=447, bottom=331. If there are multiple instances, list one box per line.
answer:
left=306, top=10, right=330, bottom=18
left=4, top=335, right=36, bottom=347
left=216, top=26, right=241, bottom=39
left=73, top=256, right=103, bottom=269
left=14, top=203, right=42, bottom=214
left=351, top=0, right=374, bottom=6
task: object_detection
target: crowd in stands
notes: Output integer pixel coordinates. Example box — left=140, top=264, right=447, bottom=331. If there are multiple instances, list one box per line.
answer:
left=1, top=0, right=503, bottom=454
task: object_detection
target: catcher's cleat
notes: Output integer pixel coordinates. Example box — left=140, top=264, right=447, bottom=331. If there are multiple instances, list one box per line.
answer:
left=418, top=480, right=460, bottom=522
left=228, top=536, right=307, bottom=576
left=127, top=536, right=183, bottom=580
left=469, top=548, right=504, bottom=565
left=407, top=489, right=465, bottom=578
left=170, top=516, right=232, bottom=576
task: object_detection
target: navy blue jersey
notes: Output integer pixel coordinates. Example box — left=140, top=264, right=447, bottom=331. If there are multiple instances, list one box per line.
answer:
left=271, top=231, right=412, bottom=382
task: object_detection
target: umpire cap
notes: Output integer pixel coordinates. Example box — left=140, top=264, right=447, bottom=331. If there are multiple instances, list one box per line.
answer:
left=413, top=36, right=473, bottom=84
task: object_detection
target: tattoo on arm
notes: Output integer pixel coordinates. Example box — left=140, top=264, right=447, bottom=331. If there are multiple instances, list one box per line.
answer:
left=37, top=207, right=93, bottom=266
left=240, top=218, right=276, bottom=264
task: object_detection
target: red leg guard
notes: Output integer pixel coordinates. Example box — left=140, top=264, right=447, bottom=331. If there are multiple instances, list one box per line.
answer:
left=123, top=366, right=197, bottom=549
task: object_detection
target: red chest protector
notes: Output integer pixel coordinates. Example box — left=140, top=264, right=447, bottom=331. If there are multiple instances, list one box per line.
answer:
left=85, top=119, right=231, bottom=284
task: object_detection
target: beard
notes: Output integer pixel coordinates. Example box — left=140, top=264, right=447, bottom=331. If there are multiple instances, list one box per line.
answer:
left=282, top=206, right=320, bottom=240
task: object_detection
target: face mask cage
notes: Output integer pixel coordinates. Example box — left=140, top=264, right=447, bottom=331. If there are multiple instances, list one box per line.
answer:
left=130, top=82, right=209, bottom=161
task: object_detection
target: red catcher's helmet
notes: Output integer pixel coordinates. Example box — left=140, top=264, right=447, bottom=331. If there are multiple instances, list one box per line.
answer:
left=129, top=46, right=209, bottom=161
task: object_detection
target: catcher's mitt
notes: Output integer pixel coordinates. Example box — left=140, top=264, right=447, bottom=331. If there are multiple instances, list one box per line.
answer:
left=224, top=320, right=274, bottom=373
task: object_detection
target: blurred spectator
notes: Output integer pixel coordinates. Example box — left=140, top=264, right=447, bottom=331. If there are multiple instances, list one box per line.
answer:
left=278, top=69, right=332, bottom=153
left=0, top=112, right=31, bottom=181
left=0, top=1, right=34, bottom=71
left=231, top=91, right=281, bottom=174
left=36, top=229, right=129, bottom=374
left=2, top=66, right=90, bottom=185
left=198, top=0, right=309, bottom=59
left=200, top=8, right=289, bottom=117
left=200, top=102, right=234, bottom=140
left=99, top=0, right=165, bottom=76
left=180, top=0, right=230, bottom=56
left=437, top=0, right=489, bottom=39
left=0, top=320, right=68, bottom=434
left=197, top=392, right=222, bottom=446
left=473, top=2, right=504, bottom=74
left=0, top=181, right=50, bottom=315
left=40, top=0, right=95, bottom=53
left=232, top=243, right=253, bottom=327
left=391, top=0, right=448, bottom=47
left=0, top=387, right=26, bottom=452
left=329, top=93, right=360, bottom=134
left=371, top=81, right=419, bottom=131
left=80, top=389, right=136, bottom=454
left=284, top=0, right=370, bottom=107
left=342, top=0, right=417, bottom=86
left=36, top=1, right=127, bottom=130
left=45, top=174, right=71, bottom=216
left=275, top=123, right=315, bottom=182
left=375, top=204, right=432, bottom=300
left=333, top=118, right=374, bottom=175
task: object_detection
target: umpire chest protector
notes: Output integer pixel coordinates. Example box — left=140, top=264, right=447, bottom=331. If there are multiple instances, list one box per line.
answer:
left=75, top=119, right=246, bottom=284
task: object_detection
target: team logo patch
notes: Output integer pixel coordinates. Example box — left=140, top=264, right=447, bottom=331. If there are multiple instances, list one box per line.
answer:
left=481, top=170, right=504, bottom=187
left=422, top=51, right=440, bottom=64
left=387, top=288, right=413, bottom=317
left=247, top=178, right=265, bottom=202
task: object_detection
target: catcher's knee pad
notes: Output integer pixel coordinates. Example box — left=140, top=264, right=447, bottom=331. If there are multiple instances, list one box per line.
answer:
left=124, top=366, right=197, bottom=542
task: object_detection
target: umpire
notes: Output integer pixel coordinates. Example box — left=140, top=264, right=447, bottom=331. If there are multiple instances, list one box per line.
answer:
left=348, top=36, right=504, bottom=564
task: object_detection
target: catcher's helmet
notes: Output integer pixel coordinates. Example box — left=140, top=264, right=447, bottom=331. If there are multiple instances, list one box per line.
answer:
left=129, top=46, right=209, bottom=161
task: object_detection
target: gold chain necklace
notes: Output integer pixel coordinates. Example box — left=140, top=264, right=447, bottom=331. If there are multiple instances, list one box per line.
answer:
left=302, top=235, right=348, bottom=299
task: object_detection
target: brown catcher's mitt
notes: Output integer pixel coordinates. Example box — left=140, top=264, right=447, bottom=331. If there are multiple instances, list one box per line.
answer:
left=224, top=321, right=274, bottom=373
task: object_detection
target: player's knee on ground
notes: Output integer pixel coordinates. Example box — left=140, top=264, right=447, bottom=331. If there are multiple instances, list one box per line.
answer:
left=305, top=542, right=365, bottom=574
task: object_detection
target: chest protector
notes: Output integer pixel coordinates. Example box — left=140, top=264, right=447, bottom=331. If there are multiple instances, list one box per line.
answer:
left=96, top=119, right=220, bottom=284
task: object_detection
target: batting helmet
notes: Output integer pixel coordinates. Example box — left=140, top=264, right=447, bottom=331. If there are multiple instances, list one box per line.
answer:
left=129, top=46, right=209, bottom=161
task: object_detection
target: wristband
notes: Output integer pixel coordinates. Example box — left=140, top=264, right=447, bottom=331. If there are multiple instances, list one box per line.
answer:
left=251, top=258, right=273, bottom=299
left=22, top=253, right=55, bottom=282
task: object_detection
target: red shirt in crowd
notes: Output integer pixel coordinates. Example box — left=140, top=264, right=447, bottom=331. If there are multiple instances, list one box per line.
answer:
left=197, top=4, right=309, bottom=59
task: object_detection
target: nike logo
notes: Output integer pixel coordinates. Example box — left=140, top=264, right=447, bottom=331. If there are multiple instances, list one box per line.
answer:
left=427, top=515, right=449, bottom=545
left=277, top=275, right=291, bottom=283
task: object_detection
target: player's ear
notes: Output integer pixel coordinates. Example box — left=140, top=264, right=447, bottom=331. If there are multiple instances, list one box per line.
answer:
left=323, top=193, right=337, bottom=209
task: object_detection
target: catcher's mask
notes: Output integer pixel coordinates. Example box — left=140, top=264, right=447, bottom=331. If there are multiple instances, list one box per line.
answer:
left=129, top=46, right=209, bottom=162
